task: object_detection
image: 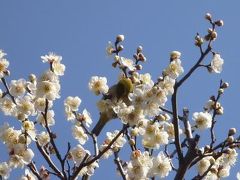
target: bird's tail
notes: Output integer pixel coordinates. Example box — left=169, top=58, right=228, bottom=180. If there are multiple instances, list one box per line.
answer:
left=92, top=113, right=109, bottom=136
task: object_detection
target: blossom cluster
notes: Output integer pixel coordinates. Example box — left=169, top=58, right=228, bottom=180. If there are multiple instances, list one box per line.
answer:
left=0, top=13, right=239, bottom=180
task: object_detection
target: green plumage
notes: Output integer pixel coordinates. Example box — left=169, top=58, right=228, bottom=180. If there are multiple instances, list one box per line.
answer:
left=92, top=78, right=133, bottom=136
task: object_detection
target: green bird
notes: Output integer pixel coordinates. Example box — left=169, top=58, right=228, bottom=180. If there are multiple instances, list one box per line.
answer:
left=91, top=78, right=133, bottom=136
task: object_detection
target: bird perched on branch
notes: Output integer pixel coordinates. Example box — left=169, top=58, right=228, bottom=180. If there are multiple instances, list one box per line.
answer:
left=92, top=78, right=133, bottom=136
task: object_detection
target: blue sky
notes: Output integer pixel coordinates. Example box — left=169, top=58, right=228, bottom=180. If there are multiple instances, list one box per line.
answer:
left=0, top=1, right=240, bottom=179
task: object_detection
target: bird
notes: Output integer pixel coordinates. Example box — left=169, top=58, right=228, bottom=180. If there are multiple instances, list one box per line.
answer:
left=91, top=78, right=133, bottom=136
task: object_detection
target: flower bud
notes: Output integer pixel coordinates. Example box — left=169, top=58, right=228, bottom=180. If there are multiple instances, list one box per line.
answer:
left=129, top=139, right=135, bottom=146
left=156, top=114, right=166, bottom=121
left=210, top=31, right=217, bottom=40
left=18, top=134, right=27, bottom=144
left=218, top=88, right=224, bottom=94
left=136, top=64, right=142, bottom=70
left=216, top=106, right=224, bottom=115
left=138, top=53, right=146, bottom=62
left=209, top=157, right=215, bottom=164
left=204, top=145, right=211, bottom=152
left=29, top=73, right=36, bottom=82
left=204, top=34, right=211, bottom=41
left=205, top=13, right=212, bottom=21
left=227, top=136, right=234, bottom=143
left=133, top=53, right=138, bottom=60
left=210, top=167, right=218, bottom=174
left=116, top=35, right=125, bottom=42
left=195, top=38, right=204, bottom=47
left=112, top=62, right=118, bottom=68
left=221, top=82, right=229, bottom=89
left=208, top=28, right=213, bottom=34
left=170, top=51, right=181, bottom=60
left=215, top=20, right=224, bottom=27
left=130, top=128, right=139, bottom=136
left=4, top=70, right=10, bottom=76
left=228, top=128, right=236, bottom=136
left=117, top=45, right=124, bottom=51
left=137, top=46, right=143, bottom=53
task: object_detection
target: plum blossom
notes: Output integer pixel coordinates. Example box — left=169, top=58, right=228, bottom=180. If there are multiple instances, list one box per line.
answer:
left=210, top=54, right=224, bottom=73
left=88, top=76, right=109, bottom=95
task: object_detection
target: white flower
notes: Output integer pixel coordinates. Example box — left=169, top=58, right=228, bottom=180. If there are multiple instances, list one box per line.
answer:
left=237, top=172, right=240, bottom=180
left=159, top=76, right=175, bottom=95
left=197, top=157, right=211, bottom=176
left=106, top=41, right=114, bottom=56
left=210, top=54, right=224, bottom=73
left=65, top=105, right=75, bottom=121
left=204, top=100, right=215, bottom=111
left=117, top=106, right=145, bottom=126
left=70, top=145, right=89, bottom=166
left=72, top=125, right=88, bottom=144
left=127, top=151, right=152, bottom=179
left=9, top=79, right=26, bottom=97
left=52, top=60, right=65, bottom=76
left=0, top=123, right=21, bottom=148
left=41, top=52, right=62, bottom=63
left=0, top=49, right=7, bottom=59
left=36, top=131, right=50, bottom=146
left=37, top=110, right=55, bottom=126
left=100, top=130, right=126, bottom=159
left=170, top=51, right=181, bottom=60
left=9, top=144, right=34, bottom=168
left=78, top=161, right=99, bottom=177
left=22, top=120, right=36, bottom=140
left=16, top=96, right=35, bottom=116
left=150, top=152, right=172, bottom=178
left=218, top=165, right=230, bottom=178
left=142, top=122, right=169, bottom=149
left=34, top=98, right=53, bottom=112
left=223, top=148, right=238, bottom=166
left=119, top=57, right=136, bottom=71
left=39, top=70, right=59, bottom=83
left=164, top=59, right=184, bottom=79
left=0, top=162, right=11, bottom=179
left=0, top=58, right=9, bottom=78
left=82, top=109, right=92, bottom=127
left=20, top=169, right=37, bottom=180
left=193, top=112, right=212, bottom=129
left=64, top=96, right=81, bottom=111
left=88, top=76, right=109, bottom=95
left=143, top=101, right=161, bottom=117
left=128, top=88, right=145, bottom=107
left=36, top=81, right=60, bottom=100
left=0, top=97, right=16, bottom=116
left=139, top=73, right=154, bottom=87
